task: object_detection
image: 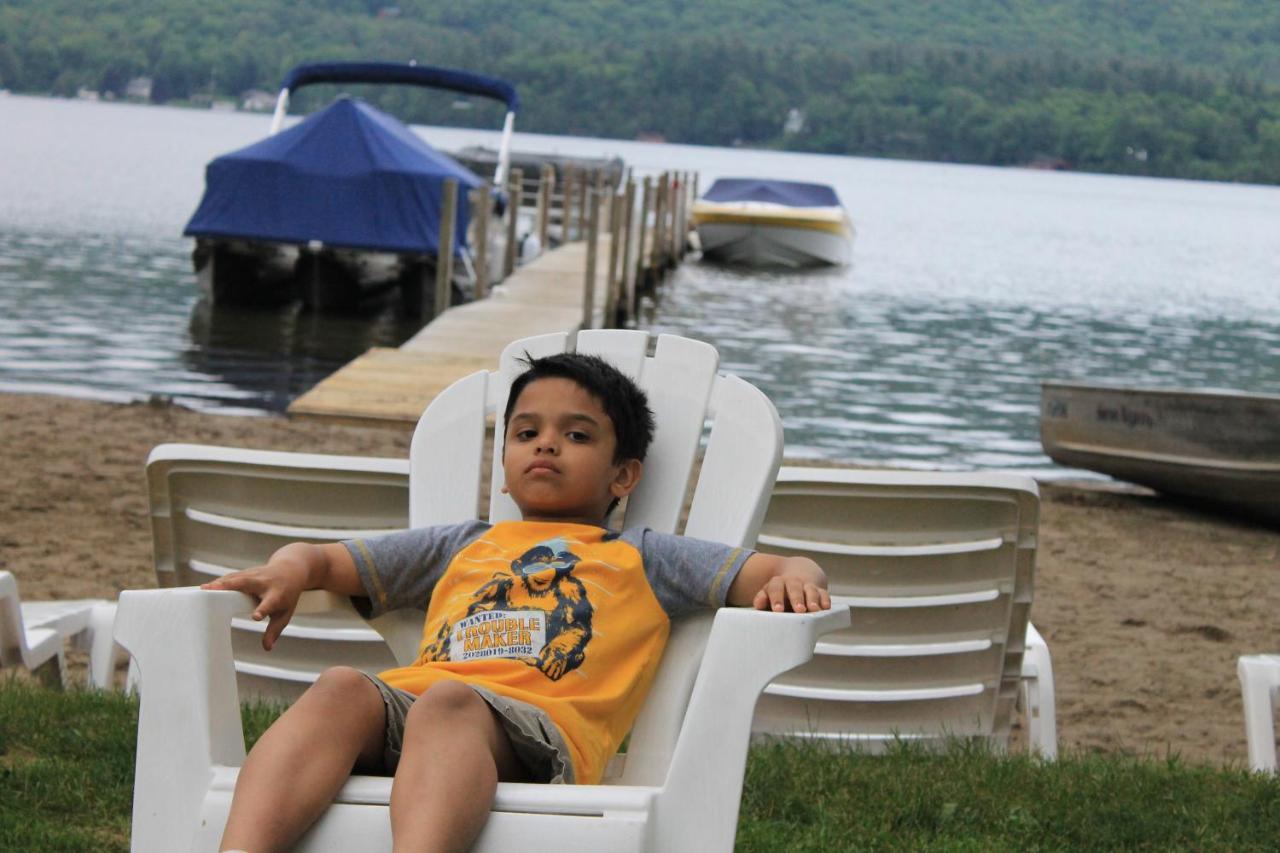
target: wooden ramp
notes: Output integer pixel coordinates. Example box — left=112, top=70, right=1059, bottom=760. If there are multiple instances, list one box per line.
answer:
left=288, top=238, right=615, bottom=427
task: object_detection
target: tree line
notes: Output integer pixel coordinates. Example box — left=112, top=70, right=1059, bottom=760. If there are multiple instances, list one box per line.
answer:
left=2, top=0, right=1278, bottom=184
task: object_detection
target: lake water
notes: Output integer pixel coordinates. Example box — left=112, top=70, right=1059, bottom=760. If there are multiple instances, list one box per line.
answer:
left=2, top=94, right=1278, bottom=471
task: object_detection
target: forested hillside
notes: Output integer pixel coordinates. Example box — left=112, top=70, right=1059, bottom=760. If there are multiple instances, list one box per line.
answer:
left=3, top=0, right=1279, bottom=183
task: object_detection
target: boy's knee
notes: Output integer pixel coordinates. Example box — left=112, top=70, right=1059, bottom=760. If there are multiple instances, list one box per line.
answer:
left=306, top=667, right=382, bottom=714
left=406, top=680, right=488, bottom=725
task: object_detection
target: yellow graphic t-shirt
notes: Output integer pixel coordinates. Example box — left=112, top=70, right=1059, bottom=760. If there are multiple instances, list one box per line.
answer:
left=346, top=519, right=749, bottom=784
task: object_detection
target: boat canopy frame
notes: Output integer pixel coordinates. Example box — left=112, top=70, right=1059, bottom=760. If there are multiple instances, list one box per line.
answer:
left=270, top=61, right=519, bottom=187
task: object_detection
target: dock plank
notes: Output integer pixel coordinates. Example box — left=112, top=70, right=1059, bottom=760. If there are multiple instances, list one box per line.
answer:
left=288, top=236, right=617, bottom=427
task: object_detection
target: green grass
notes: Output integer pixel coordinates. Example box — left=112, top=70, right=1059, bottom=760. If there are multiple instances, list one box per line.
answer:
left=739, top=739, right=1280, bottom=851
left=4, top=678, right=1280, bottom=851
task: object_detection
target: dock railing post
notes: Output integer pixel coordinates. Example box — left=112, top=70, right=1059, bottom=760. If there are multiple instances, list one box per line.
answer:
left=432, top=178, right=458, bottom=321
left=594, top=170, right=608, bottom=231
left=582, top=188, right=600, bottom=331
left=576, top=172, right=588, bottom=240
left=562, top=167, right=575, bottom=243
left=535, top=163, right=553, bottom=255
left=620, top=178, right=637, bottom=323
left=604, top=191, right=622, bottom=327
left=652, top=173, right=668, bottom=271
left=673, top=171, right=687, bottom=261
left=472, top=182, right=490, bottom=300
left=503, top=167, right=523, bottom=279
left=637, top=176, right=653, bottom=290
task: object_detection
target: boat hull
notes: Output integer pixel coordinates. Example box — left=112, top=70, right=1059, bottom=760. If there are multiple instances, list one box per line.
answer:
left=194, top=239, right=447, bottom=314
left=1040, top=382, right=1280, bottom=525
left=692, top=203, right=853, bottom=268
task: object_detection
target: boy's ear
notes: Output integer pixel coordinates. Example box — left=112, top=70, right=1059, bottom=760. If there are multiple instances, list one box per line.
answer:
left=610, top=458, right=644, bottom=499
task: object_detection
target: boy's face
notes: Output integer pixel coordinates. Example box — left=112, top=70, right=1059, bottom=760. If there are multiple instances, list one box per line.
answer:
left=501, top=377, right=642, bottom=524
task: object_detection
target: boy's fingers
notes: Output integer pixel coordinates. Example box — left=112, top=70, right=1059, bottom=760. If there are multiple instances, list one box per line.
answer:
left=804, top=584, right=824, bottom=612
left=819, top=588, right=832, bottom=610
left=753, top=588, right=770, bottom=611
left=263, top=608, right=294, bottom=651
left=785, top=577, right=808, bottom=613
left=769, top=578, right=786, bottom=612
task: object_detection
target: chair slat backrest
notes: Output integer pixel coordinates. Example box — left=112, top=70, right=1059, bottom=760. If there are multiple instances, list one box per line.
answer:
left=390, top=330, right=783, bottom=785
left=751, top=468, right=1038, bottom=750
left=146, top=445, right=411, bottom=701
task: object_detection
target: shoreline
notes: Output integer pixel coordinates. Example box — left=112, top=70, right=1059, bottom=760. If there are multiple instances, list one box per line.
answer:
left=3, top=390, right=1277, bottom=766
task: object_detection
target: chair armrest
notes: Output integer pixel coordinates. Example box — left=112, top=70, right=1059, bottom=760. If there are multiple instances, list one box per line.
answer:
left=114, top=588, right=255, bottom=852
left=657, top=606, right=850, bottom=851
left=1020, top=622, right=1058, bottom=760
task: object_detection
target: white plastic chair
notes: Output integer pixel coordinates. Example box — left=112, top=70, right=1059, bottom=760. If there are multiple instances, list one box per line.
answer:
left=114, top=329, right=849, bottom=853
left=750, top=467, right=1058, bottom=758
left=1238, top=654, right=1280, bottom=771
left=0, top=570, right=118, bottom=688
left=145, top=444, right=412, bottom=701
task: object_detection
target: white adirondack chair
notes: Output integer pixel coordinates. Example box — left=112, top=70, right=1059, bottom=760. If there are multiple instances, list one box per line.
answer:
left=114, top=330, right=849, bottom=853
left=750, top=468, right=1058, bottom=758
left=0, top=570, right=118, bottom=688
left=145, top=444, right=411, bottom=701
left=1238, top=655, right=1280, bottom=772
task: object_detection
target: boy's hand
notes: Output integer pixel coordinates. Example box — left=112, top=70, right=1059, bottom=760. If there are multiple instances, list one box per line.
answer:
left=201, top=547, right=314, bottom=650
left=728, top=553, right=833, bottom=612
left=752, top=574, right=832, bottom=614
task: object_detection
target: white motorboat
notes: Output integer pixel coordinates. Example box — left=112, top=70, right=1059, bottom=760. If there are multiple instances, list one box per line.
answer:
left=691, top=178, right=854, bottom=268
left=184, top=61, right=519, bottom=314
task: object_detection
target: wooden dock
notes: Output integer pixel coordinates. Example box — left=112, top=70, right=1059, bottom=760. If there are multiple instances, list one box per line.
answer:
left=287, top=168, right=695, bottom=428
left=288, top=237, right=617, bottom=427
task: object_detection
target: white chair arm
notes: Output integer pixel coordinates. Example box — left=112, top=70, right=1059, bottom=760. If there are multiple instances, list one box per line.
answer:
left=1238, top=654, right=1280, bottom=772
left=656, top=606, right=850, bottom=852
left=1020, top=622, right=1058, bottom=760
left=114, top=588, right=255, bottom=853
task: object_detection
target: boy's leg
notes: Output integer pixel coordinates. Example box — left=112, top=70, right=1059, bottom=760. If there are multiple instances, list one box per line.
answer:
left=389, top=680, right=527, bottom=853
left=220, top=666, right=387, bottom=853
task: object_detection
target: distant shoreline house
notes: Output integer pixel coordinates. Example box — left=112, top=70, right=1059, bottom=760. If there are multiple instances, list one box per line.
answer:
left=240, top=89, right=276, bottom=112
left=125, top=76, right=153, bottom=102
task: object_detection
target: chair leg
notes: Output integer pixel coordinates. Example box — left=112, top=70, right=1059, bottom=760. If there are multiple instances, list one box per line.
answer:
left=1020, top=624, right=1058, bottom=760
left=87, top=603, right=126, bottom=689
left=1238, top=655, right=1280, bottom=772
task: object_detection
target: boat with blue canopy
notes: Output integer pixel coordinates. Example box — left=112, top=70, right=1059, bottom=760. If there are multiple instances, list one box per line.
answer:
left=183, top=61, right=519, bottom=313
left=690, top=177, right=854, bottom=268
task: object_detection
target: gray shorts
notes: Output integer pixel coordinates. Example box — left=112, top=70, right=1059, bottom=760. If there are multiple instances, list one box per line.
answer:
left=360, top=673, right=576, bottom=784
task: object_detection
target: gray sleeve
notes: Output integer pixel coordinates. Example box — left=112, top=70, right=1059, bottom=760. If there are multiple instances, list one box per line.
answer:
left=623, top=528, right=754, bottom=619
left=343, top=520, right=489, bottom=618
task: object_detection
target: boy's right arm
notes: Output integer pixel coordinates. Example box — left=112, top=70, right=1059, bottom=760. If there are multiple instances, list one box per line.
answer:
left=200, top=542, right=363, bottom=650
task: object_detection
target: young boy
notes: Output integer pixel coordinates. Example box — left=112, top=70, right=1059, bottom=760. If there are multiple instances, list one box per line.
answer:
left=204, top=352, right=830, bottom=853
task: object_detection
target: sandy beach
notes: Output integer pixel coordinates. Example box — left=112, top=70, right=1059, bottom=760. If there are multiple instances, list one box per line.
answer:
left=2, top=391, right=1277, bottom=767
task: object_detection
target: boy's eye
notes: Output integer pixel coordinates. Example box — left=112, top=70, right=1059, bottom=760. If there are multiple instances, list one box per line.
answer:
left=566, top=430, right=591, bottom=442
left=515, top=428, right=537, bottom=441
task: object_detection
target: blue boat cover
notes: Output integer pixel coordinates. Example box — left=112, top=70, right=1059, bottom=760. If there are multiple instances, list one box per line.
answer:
left=184, top=97, right=482, bottom=255
left=282, top=61, right=519, bottom=114
left=701, top=178, right=842, bottom=208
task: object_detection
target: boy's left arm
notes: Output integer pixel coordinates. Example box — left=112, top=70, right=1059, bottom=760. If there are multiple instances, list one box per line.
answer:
left=726, top=553, right=832, bottom=613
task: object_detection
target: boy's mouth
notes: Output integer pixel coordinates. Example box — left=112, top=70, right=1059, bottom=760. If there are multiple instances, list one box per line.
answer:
left=525, top=460, right=559, bottom=474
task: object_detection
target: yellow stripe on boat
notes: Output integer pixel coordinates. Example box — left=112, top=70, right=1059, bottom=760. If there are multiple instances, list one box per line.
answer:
left=691, top=203, right=853, bottom=237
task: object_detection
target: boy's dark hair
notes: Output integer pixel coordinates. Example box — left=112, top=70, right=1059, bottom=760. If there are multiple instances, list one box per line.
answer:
left=503, top=352, right=656, bottom=463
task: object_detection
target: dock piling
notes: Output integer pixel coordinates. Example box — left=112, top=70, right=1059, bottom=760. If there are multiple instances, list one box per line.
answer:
left=432, top=178, right=458, bottom=321
left=472, top=182, right=490, bottom=300
left=604, top=191, right=622, bottom=327
left=503, top=167, right=523, bottom=279
left=637, top=177, right=653, bottom=291
left=620, top=178, right=636, bottom=323
left=535, top=164, right=554, bottom=254
left=582, top=189, right=600, bottom=330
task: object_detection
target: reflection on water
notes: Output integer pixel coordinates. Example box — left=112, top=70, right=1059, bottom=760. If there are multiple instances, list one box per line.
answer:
left=0, top=230, right=419, bottom=414
left=2, top=96, right=1279, bottom=470
left=643, top=261, right=1280, bottom=471
left=185, top=297, right=421, bottom=412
